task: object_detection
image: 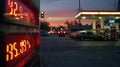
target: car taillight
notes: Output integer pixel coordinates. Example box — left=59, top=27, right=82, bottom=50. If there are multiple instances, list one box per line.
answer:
left=71, top=33, right=77, bottom=37
left=58, top=31, right=60, bottom=33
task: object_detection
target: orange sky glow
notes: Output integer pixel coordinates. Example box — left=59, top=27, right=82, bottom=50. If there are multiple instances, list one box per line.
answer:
left=44, top=14, right=92, bottom=27
left=48, top=19, right=92, bottom=27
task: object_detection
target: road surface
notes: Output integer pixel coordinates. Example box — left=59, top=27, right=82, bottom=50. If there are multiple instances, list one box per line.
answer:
left=40, top=36, right=120, bottom=67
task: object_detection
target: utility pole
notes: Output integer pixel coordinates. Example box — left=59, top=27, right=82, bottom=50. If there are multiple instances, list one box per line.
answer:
left=118, top=0, right=120, bottom=11
left=79, top=0, right=81, bottom=11
left=78, top=0, right=81, bottom=23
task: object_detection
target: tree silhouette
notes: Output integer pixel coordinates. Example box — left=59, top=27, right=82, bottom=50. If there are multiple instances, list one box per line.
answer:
left=40, top=21, right=50, bottom=31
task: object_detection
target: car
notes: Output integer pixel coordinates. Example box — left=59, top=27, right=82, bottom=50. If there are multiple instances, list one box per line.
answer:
left=57, top=30, right=66, bottom=37
left=40, top=30, right=49, bottom=36
left=69, top=31, right=81, bottom=39
left=69, top=30, right=104, bottom=40
left=79, top=32, right=104, bottom=40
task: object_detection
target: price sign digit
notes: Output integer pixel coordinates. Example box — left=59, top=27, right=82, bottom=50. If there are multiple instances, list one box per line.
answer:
left=27, top=40, right=31, bottom=48
left=6, top=44, right=14, bottom=61
left=19, top=6, right=23, bottom=18
left=8, top=0, right=19, bottom=16
left=13, top=2, right=18, bottom=16
left=13, top=42, right=19, bottom=57
left=20, top=40, right=27, bottom=53
left=8, top=0, right=14, bottom=15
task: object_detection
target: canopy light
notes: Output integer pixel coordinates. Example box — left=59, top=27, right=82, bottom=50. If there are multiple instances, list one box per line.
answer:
left=75, top=12, right=120, bottom=18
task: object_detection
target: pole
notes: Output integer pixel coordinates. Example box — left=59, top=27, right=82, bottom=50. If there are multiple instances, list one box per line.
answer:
left=79, top=0, right=81, bottom=23
left=79, top=0, right=80, bottom=11
left=118, top=0, right=120, bottom=11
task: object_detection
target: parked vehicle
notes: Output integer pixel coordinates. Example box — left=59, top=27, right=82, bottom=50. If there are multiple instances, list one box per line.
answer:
left=57, top=30, right=66, bottom=37
left=40, top=30, right=49, bottom=36
left=69, top=30, right=104, bottom=40
left=79, top=32, right=104, bottom=40
left=69, top=31, right=81, bottom=39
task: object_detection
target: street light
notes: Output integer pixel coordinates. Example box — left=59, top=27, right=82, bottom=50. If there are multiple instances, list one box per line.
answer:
left=79, top=0, right=81, bottom=11
left=78, top=0, right=81, bottom=23
left=118, top=0, right=120, bottom=11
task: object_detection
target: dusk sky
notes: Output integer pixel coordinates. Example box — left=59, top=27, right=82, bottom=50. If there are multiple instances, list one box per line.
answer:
left=40, top=0, right=118, bottom=27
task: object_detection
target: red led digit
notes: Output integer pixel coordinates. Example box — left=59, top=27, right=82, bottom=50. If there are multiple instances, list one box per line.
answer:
left=20, top=40, right=27, bottom=53
left=10, top=2, right=13, bottom=15
left=6, top=45, right=10, bottom=61
left=19, top=6, right=23, bottom=18
left=20, top=40, right=24, bottom=53
left=13, top=2, right=18, bottom=16
left=8, top=0, right=14, bottom=15
left=23, top=40, right=27, bottom=52
left=6, top=43, right=14, bottom=61
left=8, top=0, right=11, bottom=6
left=27, top=40, right=31, bottom=48
left=13, top=42, right=19, bottom=57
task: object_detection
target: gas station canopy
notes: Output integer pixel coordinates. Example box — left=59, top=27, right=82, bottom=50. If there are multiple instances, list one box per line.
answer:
left=75, top=10, right=120, bottom=19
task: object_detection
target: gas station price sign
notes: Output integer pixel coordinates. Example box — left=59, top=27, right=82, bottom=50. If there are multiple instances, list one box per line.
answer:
left=5, top=0, right=37, bottom=25
left=6, top=34, right=35, bottom=67
left=6, top=39, right=31, bottom=61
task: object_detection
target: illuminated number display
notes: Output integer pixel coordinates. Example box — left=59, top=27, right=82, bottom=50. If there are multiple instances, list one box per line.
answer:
left=5, top=34, right=37, bottom=67
left=6, top=0, right=37, bottom=25
left=6, top=40, right=31, bottom=61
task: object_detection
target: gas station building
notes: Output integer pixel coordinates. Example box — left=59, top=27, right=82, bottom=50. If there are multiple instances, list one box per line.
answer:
left=75, top=10, right=120, bottom=34
left=75, top=10, right=120, bottom=40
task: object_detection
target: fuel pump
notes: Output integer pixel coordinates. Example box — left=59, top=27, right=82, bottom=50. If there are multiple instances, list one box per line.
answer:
left=110, top=26, right=117, bottom=40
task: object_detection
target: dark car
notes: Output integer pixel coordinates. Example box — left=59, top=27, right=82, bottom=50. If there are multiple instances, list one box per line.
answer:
left=69, top=31, right=81, bottom=39
left=57, top=30, right=66, bottom=37
left=79, top=32, right=104, bottom=40
left=70, top=31, right=104, bottom=40
left=40, top=30, right=49, bottom=36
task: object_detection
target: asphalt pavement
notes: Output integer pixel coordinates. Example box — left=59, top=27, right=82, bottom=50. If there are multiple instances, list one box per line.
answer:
left=40, top=36, right=120, bottom=67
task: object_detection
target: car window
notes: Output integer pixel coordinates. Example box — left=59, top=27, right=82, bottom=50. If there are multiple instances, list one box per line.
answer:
left=86, top=32, right=94, bottom=35
left=41, top=31, right=44, bottom=33
left=80, top=32, right=86, bottom=35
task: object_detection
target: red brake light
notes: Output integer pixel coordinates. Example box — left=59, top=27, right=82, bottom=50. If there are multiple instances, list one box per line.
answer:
left=58, top=31, right=60, bottom=33
left=72, top=33, right=78, bottom=37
